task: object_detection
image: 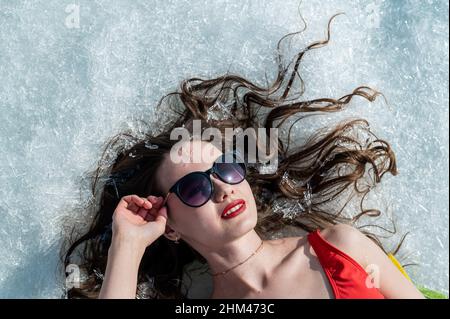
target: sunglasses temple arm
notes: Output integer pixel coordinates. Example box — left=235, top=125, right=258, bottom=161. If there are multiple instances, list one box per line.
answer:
left=162, top=192, right=171, bottom=207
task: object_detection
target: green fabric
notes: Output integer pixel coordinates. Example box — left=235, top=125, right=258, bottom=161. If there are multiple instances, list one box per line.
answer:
left=418, top=286, right=448, bottom=299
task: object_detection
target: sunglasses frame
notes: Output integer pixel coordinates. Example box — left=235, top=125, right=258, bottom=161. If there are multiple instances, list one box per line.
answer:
left=162, top=153, right=247, bottom=208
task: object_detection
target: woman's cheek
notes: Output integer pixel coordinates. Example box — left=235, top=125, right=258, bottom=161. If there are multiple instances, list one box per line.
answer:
left=242, top=183, right=255, bottom=205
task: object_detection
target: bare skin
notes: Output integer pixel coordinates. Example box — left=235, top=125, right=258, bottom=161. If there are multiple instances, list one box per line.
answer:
left=210, top=234, right=335, bottom=299
left=99, top=140, right=424, bottom=299
left=211, top=225, right=424, bottom=299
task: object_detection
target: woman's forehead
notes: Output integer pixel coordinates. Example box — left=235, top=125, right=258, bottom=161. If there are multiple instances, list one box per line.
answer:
left=179, top=140, right=221, bottom=162
left=158, top=141, right=222, bottom=191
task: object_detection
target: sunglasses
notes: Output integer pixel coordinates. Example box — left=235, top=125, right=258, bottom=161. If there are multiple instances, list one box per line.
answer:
left=162, top=152, right=247, bottom=207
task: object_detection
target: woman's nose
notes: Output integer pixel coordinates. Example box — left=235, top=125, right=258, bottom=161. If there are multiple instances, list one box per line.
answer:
left=211, top=175, right=234, bottom=202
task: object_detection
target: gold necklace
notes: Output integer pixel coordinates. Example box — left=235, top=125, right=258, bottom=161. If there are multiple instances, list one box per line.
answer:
left=210, top=240, right=264, bottom=276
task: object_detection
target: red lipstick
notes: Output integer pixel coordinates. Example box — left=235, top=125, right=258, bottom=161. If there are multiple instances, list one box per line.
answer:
left=221, top=199, right=246, bottom=219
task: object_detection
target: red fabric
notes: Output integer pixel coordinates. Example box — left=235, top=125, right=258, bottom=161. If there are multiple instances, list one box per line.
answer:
left=307, top=229, right=385, bottom=299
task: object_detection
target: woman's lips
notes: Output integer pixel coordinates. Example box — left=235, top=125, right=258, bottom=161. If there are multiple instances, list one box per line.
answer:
left=221, top=199, right=246, bottom=219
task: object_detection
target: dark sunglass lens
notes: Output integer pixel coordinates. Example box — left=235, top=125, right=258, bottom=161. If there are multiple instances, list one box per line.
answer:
left=178, top=173, right=212, bottom=207
left=216, top=162, right=246, bottom=184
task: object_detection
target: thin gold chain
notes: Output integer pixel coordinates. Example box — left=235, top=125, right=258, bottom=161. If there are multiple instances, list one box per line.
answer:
left=210, top=240, right=264, bottom=277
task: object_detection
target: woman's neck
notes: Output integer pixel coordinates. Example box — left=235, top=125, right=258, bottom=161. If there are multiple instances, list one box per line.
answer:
left=201, top=231, right=278, bottom=297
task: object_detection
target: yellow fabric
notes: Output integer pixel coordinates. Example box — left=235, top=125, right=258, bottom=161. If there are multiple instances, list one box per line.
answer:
left=388, top=253, right=448, bottom=298
left=388, top=253, right=412, bottom=282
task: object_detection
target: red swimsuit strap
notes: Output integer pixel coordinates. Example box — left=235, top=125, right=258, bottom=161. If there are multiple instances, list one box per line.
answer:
left=307, top=229, right=385, bottom=299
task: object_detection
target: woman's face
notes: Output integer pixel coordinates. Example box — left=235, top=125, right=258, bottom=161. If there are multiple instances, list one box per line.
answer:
left=155, top=140, right=258, bottom=248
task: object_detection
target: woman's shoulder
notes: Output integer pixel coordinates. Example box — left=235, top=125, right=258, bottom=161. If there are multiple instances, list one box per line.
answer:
left=284, top=224, right=370, bottom=268
left=265, top=224, right=369, bottom=263
left=314, top=224, right=372, bottom=268
left=319, top=223, right=366, bottom=247
left=274, top=224, right=364, bottom=247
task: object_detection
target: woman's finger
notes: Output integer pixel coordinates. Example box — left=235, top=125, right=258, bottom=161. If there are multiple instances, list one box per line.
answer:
left=136, top=207, right=148, bottom=220
left=120, top=195, right=143, bottom=212
left=147, top=195, right=163, bottom=206
left=144, top=212, right=156, bottom=222
left=133, top=199, right=152, bottom=215
left=157, top=205, right=168, bottom=220
left=146, top=196, right=164, bottom=216
left=123, top=194, right=144, bottom=205
left=154, top=206, right=168, bottom=225
left=120, top=195, right=152, bottom=213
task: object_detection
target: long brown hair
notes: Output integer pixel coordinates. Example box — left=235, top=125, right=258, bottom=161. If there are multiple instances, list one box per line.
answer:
left=61, top=14, right=405, bottom=299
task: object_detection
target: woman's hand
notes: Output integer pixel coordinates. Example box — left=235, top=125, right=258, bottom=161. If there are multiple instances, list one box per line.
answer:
left=99, top=194, right=168, bottom=299
left=112, top=194, right=168, bottom=252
